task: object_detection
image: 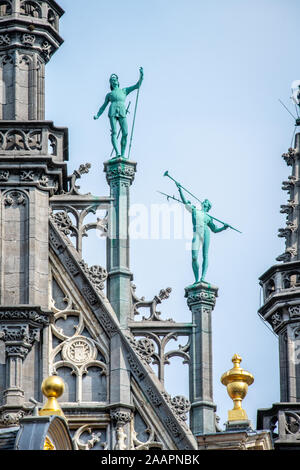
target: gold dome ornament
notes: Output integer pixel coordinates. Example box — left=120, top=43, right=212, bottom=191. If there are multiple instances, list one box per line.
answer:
left=221, top=354, right=254, bottom=422
left=39, top=375, right=66, bottom=418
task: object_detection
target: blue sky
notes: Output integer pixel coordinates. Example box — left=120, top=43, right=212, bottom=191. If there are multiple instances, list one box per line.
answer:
left=46, top=0, right=300, bottom=429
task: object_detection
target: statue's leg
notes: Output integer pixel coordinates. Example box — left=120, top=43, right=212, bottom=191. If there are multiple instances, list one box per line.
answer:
left=119, top=117, right=128, bottom=158
left=110, top=117, right=119, bottom=157
left=192, top=232, right=200, bottom=283
left=201, top=231, right=210, bottom=282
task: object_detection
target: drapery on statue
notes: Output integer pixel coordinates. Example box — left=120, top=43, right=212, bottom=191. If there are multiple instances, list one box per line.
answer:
left=93, top=67, right=144, bottom=158
left=176, top=183, right=229, bottom=284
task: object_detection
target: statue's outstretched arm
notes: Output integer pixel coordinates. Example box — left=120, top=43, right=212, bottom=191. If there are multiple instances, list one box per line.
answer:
left=208, top=219, right=229, bottom=233
left=177, top=185, right=193, bottom=212
left=94, top=93, right=110, bottom=120
left=125, top=67, right=144, bottom=96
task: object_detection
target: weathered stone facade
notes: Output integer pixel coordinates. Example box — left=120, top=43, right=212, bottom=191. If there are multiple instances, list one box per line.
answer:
left=257, top=131, right=300, bottom=449
left=0, top=1, right=201, bottom=450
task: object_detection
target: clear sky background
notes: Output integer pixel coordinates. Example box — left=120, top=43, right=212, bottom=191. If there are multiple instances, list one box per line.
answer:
left=46, top=0, right=300, bottom=430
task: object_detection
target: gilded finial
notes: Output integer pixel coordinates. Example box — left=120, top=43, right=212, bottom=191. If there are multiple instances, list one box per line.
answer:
left=221, top=354, right=254, bottom=422
left=39, top=375, right=65, bottom=418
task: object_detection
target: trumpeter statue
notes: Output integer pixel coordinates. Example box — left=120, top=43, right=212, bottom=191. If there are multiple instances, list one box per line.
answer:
left=159, top=171, right=241, bottom=284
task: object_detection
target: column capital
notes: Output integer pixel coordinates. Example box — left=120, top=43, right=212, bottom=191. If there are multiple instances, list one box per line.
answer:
left=104, top=158, right=137, bottom=186
left=185, top=282, right=218, bottom=310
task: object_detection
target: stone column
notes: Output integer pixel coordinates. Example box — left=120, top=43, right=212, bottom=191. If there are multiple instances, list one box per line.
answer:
left=0, top=307, right=49, bottom=407
left=104, top=157, right=136, bottom=328
left=185, top=282, right=218, bottom=435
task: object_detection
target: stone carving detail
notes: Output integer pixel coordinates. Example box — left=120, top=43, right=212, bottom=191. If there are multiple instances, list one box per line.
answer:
left=289, top=305, right=300, bottom=318
left=110, top=411, right=131, bottom=451
left=163, top=416, right=182, bottom=438
left=276, top=247, right=298, bottom=262
left=186, top=289, right=216, bottom=307
left=162, top=392, right=191, bottom=422
left=50, top=204, right=108, bottom=256
left=145, top=386, right=162, bottom=406
left=20, top=1, right=42, bottom=18
left=2, top=54, right=13, bottom=65
left=49, top=226, right=63, bottom=250
left=72, top=425, right=107, bottom=451
left=41, top=41, right=52, bottom=60
left=39, top=174, right=49, bottom=187
left=278, top=223, right=298, bottom=239
left=79, top=261, right=108, bottom=293
left=131, top=284, right=174, bottom=322
left=105, top=163, right=136, bottom=181
left=0, top=307, right=49, bottom=360
left=0, top=309, right=48, bottom=325
left=62, top=336, right=97, bottom=365
left=49, top=275, right=109, bottom=403
left=20, top=170, right=35, bottom=181
left=4, top=190, right=26, bottom=206
left=115, top=426, right=127, bottom=450
left=0, top=170, right=9, bottom=181
left=282, top=147, right=296, bottom=166
left=280, top=200, right=297, bottom=214
left=51, top=211, right=73, bottom=235
left=127, top=335, right=155, bottom=364
left=127, top=354, right=145, bottom=380
left=0, top=410, right=25, bottom=426
left=129, top=330, right=190, bottom=384
left=110, top=411, right=131, bottom=426
left=98, top=311, right=117, bottom=337
left=0, top=129, right=42, bottom=151
left=21, top=33, right=35, bottom=45
left=270, top=312, right=282, bottom=328
left=81, top=285, right=98, bottom=305
left=65, top=163, right=92, bottom=196
left=282, top=176, right=297, bottom=192
left=0, top=33, right=10, bottom=45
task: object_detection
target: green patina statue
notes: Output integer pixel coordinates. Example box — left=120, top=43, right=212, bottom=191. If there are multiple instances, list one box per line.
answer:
left=161, top=171, right=240, bottom=285
left=176, top=183, right=229, bottom=284
left=94, top=67, right=144, bottom=158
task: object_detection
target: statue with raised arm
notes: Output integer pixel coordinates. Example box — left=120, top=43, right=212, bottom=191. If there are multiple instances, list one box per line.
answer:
left=94, top=67, right=144, bottom=158
left=177, top=183, right=229, bottom=284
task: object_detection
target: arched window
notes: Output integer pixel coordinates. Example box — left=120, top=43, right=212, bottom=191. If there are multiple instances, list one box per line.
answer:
left=47, top=8, right=58, bottom=29
left=0, top=1, right=12, bottom=17
left=20, top=1, right=42, bottom=18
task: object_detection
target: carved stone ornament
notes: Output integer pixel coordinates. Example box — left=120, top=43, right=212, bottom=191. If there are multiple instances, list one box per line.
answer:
left=282, top=147, right=296, bottom=166
left=65, top=163, right=92, bottom=196
left=289, top=305, right=300, bottom=318
left=276, top=247, right=297, bottom=262
left=110, top=410, right=131, bottom=426
left=0, top=170, right=9, bottom=181
left=62, top=336, right=97, bottom=365
left=162, top=392, right=191, bottom=422
left=186, top=289, right=216, bottom=308
left=4, top=191, right=26, bottom=206
left=79, top=261, right=108, bottom=293
left=126, top=335, right=155, bottom=364
left=21, top=33, right=35, bottom=45
left=104, top=160, right=136, bottom=185
left=270, top=312, right=282, bottom=328
left=0, top=33, right=11, bottom=45
left=131, top=284, right=174, bottom=322
left=51, top=211, right=73, bottom=235
left=20, top=170, right=35, bottom=181
left=0, top=309, right=49, bottom=325
left=0, top=410, right=25, bottom=426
